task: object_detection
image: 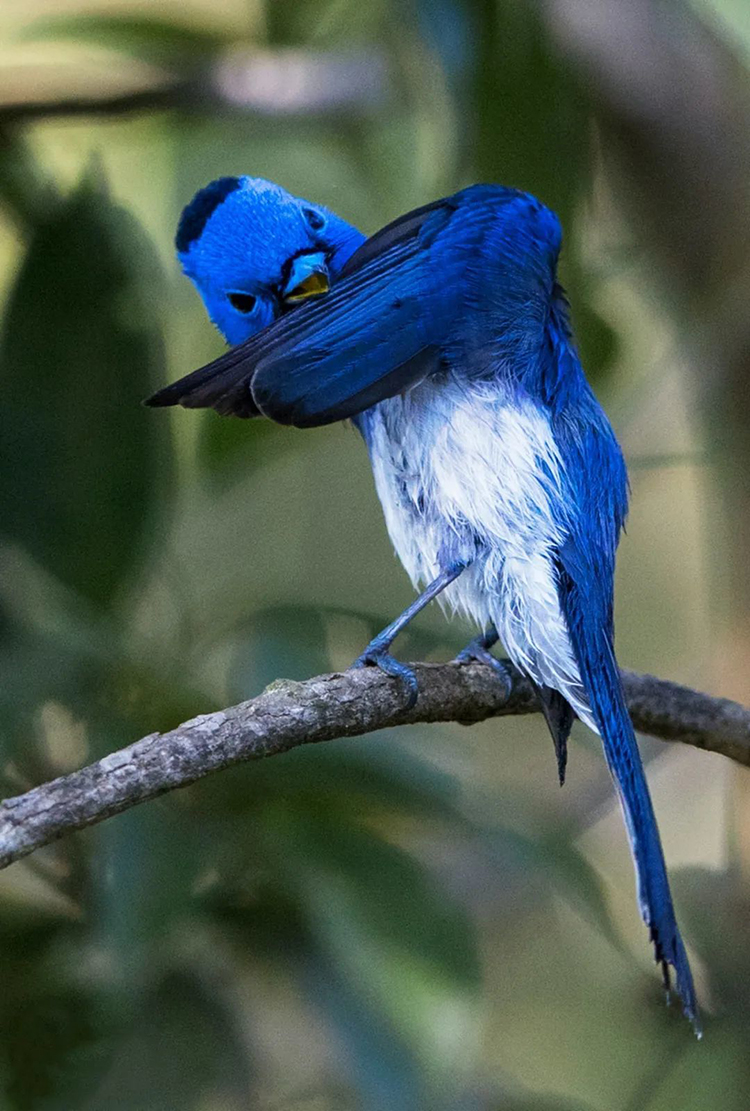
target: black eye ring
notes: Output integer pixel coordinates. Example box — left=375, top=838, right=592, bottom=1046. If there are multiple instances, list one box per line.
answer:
left=228, top=291, right=257, bottom=313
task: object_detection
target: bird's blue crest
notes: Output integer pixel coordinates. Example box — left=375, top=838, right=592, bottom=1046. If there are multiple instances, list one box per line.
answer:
left=175, top=176, right=242, bottom=254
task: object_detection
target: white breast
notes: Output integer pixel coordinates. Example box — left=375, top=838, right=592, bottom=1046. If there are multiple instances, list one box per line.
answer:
left=364, top=378, right=594, bottom=728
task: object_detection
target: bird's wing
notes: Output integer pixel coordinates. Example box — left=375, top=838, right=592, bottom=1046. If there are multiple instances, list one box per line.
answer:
left=145, top=186, right=522, bottom=426
left=145, top=339, right=264, bottom=417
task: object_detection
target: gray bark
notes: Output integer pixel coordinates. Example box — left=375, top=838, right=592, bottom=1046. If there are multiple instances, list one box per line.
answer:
left=1, top=660, right=748, bottom=870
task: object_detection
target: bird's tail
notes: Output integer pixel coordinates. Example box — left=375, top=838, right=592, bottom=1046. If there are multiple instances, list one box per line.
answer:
left=579, top=636, right=700, bottom=1033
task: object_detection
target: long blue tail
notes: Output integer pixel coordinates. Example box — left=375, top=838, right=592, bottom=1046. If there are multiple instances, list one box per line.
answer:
left=542, top=265, right=698, bottom=1028
left=575, top=630, right=700, bottom=1032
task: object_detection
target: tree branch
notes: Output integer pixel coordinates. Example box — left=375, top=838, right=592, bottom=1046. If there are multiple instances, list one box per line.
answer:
left=0, top=50, right=388, bottom=124
left=0, top=661, right=748, bottom=870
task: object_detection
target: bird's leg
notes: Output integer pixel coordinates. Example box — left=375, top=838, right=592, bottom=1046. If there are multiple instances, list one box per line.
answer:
left=454, top=625, right=512, bottom=696
left=352, top=562, right=467, bottom=708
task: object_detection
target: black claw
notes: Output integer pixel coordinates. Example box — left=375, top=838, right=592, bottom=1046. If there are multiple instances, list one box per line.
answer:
left=352, top=647, right=419, bottom=709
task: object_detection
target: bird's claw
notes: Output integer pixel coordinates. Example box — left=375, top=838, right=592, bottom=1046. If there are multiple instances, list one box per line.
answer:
left=352, top=645, right=419, bottom=709
left=455, top=637, right=513, bottom=698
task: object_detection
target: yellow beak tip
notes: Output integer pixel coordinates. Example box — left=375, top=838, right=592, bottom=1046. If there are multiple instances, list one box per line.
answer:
left=285, top=271, right=330, bottom=302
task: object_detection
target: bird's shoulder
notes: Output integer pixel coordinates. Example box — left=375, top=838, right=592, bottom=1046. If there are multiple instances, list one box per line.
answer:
left=338, top=184, right=562, bottom=283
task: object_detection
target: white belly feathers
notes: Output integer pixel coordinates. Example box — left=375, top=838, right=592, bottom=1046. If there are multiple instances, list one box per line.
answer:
left=364, top=378, right=594, bottom=728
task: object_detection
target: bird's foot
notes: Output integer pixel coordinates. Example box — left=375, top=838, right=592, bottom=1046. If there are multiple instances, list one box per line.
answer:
left=455, top=634, right=513, bottom=698
left=352, top=643, right=419, bottom=709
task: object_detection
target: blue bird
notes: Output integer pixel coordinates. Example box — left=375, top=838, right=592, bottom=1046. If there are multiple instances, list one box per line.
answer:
left=148, top=175, right=699, bottom=1030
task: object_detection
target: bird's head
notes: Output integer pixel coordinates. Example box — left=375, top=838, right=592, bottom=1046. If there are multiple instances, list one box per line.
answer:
left=176, top=176, right=362, bottom=345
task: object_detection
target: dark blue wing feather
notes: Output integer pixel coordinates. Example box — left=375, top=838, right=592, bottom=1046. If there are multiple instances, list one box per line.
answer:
left=250, top=186, right=545, bottom=426
left=251, top=238, right=438, bottom=426
left=146, top=185, right=528, bottom=424
left=145, top=197, right=456, bottom=418
left=336, top=196, right=453, bottom=277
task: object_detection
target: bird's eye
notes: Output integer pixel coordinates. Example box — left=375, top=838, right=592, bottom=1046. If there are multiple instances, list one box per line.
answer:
left=228, top=292, right=257, bottom=313
left=303, top=207, right=326, bottom=232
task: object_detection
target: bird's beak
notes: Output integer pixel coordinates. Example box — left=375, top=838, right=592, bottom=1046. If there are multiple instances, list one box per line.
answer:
left=283, top=252, right=330, bottom=303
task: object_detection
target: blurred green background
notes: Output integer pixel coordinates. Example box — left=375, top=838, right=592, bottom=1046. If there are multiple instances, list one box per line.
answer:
left=1, top=0, right=749, bottom=1107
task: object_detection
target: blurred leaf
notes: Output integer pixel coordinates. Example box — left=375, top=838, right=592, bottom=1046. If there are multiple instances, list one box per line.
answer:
left=471, top=0, right=589, bottom=221
left=0, top=171, right=172, bottom=609
left=271, top=805, right=479, bottom=1007
left=0, top=129, right=58, bottom=232
left=199, top=416, right=300, bottom=490
left=88, top=801, right=202, bottom=967
left=193, top=731, right=463, bottom=849
left=568, top=296, right=619, bottom=388
left=642, top=1019, right=750, bottom=1111
left=304, top=953, right=427, bottom=1111
left=416, top=0, right=475, bottom=88
left=79, top=970, right=255, bottom=1111
left=226, top=604, right=331, bottom=698
left=527, top=831, right=626, bottom=958
left=2, top=985, right=107, bottom=1111
left=469, top=0, right=617, bottom=383
left=223, top=601, right=452, bottom=706
left=0, top=919, right=113, bottom=1111
left=207, top=800, right=479, bottom=1111
left=672, top=865, right=750, bottom=1010
left=0, top=622, right=205, bottom=774
left=292, top=816, right=478, bottom=1107
left=22, top=16, right=233, bottom=69
left=487, top=1099, right=596, bottom=1111
left=474, top=819, right=626, bottom=964
left=1, top=938, right=255, bottom=1111
left=265, top=0, right=387, bottom=47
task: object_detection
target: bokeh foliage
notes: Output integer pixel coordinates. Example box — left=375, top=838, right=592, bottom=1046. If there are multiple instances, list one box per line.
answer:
left=0, top=1, right=749, bottom=1108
